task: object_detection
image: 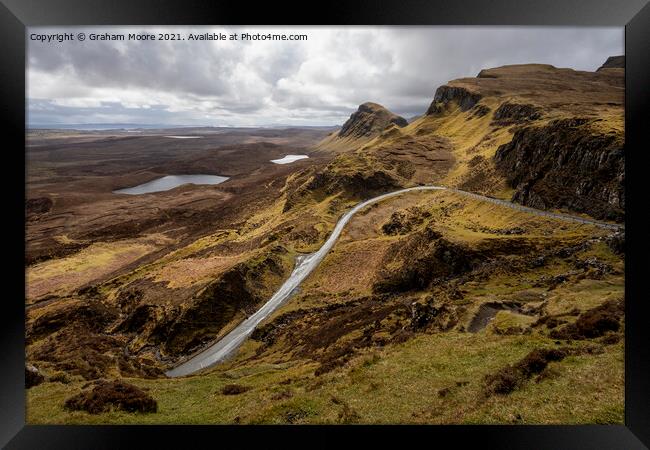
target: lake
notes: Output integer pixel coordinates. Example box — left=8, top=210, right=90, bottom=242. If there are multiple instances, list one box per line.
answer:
left=114, top=174, right=229, bottom=195
left=270, top=154, right=309, bottom=164
left=164, top=136, right=203, bottom=139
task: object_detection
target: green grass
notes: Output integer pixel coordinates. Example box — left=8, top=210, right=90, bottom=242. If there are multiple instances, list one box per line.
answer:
left=26, top=186, right=624, bottom=426
left=27, top=330, right=623, bottom=424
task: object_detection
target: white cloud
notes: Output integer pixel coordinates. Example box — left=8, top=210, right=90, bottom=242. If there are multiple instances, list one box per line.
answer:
left=27, top=26, right=623, bottom=126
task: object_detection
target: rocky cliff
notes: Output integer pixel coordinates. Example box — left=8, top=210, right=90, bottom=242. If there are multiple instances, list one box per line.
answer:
left=494, top=118, right=624, bottom=221
left=597, top=55, right=624, bottom=71
left=416, top=59, right=624, bottom=221
left=338, top=102, right=408, bottom=139
left=426, top=85, right=482, bottom=115
left=313, top=59, right=624, bottom=222
left=316, top=102, right=408, bottom=153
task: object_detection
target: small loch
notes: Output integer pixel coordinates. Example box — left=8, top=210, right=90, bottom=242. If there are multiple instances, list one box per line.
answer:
left=114, top=174, right=229, bottom=195
left=270, top=154, right=309, bottom=164
left=164, top=135, right=203, bottom=139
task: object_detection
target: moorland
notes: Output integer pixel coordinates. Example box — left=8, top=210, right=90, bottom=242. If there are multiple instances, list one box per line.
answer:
left=26, top=57, right=625, bottom=424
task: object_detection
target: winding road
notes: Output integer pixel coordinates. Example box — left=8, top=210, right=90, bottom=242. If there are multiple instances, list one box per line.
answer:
left=166, top=185, right=622, bottom=377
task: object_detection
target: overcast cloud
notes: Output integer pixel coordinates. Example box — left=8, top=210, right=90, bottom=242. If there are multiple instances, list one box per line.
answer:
left=27, top=26, right=623, bottom=127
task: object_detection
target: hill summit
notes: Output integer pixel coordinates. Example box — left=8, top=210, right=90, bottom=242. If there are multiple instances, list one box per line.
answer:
left=338, top=102, right=408, bottom=139
left=597, top=55, right=624, bottom=71
left=316, top=102, right=407, bottom=153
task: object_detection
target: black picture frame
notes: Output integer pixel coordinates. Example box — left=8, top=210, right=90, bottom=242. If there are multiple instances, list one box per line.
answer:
left=2, top=1, right=648, bottom=448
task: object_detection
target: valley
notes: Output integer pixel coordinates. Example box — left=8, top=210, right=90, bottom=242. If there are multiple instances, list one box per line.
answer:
left=25, top=58, right=625, bottom=424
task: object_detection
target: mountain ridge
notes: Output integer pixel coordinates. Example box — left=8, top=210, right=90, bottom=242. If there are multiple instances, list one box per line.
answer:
left=315, top=102, right=408, bottom=153
left=308, top=58, right=624, bottom=222
left=26, top=56, right=626, bottom=425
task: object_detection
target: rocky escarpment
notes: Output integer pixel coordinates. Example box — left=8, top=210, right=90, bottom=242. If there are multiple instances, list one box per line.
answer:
left=426, top=85, right=482, bottom=115
left=339, top=102, right=408, bottom=138
left=491, top=102, right=542, bottom=125
left=338, top=102, right=408, bottom=139
left=26, top=298, right=164, bottom=381
left=373, top=228, right=480, bottom=294
left=597, top=55, right=624, bottom=71
left=420, top=60, right=623, bottom=219
left=316, top=102, right=409, bottom=153
left=494, top=118, right=624, bottom=222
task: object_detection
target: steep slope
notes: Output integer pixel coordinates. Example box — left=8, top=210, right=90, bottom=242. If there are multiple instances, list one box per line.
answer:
left=494, top=117, right=624, bottom=221
left=338, top=102, right=408, bottom=139
left=316, top=102, right=408, bottom=153
left=597, top=55, right=624, bottom=71
left=300, top=60, right=624, bottom=223
left=26, top=59, right=625, bottom=425
left=28, top=188, right=625, bottom=425
left=310, top=61, right=624, bottom=222
left=422, top=62, right=623, bottom=221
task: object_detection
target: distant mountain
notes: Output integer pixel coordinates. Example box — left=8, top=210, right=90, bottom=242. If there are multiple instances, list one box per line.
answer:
left=305, top=58, right=624, bottom=222
left=28, top=123, right=341, bottom=132
left=27, top=123, right=183, bottom=130
left=597, top=55, right=624, bottom=71
left=338, top=102, right=407, bottom=139
left=316, top=102, right=407, bottom=152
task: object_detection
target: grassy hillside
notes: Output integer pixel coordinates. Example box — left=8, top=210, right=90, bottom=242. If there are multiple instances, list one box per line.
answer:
left=27, top=189, right=624, bottom=424
left=26, top=62, right=625, bottom=424
left=319, top=63, right=624, bottom=219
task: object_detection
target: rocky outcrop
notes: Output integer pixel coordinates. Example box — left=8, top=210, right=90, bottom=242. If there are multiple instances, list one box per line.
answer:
left=26, top=364, right=44, bottom=388
left=492, top=102, right=542, bottom=125
left=597, top=55, right=624, bottom=71
left=28, top=323, right=163, bottom=380
left=27, top=300, right=118, bottom=344
left=381, top=208, right=429, bottom=236
left=338, top=102, right=408, bottom=139
left=471, top=104, right=491, bottom=118
left=373, top=228, right=480, bottom=294
left=494, top=118, right=624, bottom=222
left=605, top=231, right=625, bottom=255
left=426, top=85, right=482, bottom=115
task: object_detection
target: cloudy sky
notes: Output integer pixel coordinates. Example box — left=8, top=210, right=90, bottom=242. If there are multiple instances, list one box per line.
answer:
left=27, top=26, right=623, bottom=128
